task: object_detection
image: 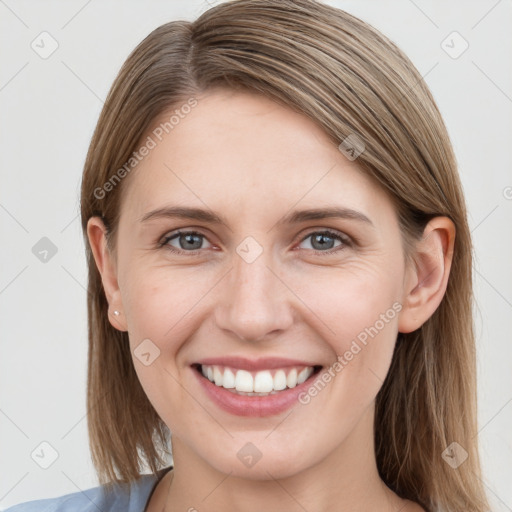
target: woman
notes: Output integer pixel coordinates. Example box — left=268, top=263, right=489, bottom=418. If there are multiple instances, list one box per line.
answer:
left=6, top=0, right=489, bottom=510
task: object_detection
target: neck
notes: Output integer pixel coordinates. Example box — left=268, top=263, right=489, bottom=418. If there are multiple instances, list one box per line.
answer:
left=163, top=405, right=402, bottom=512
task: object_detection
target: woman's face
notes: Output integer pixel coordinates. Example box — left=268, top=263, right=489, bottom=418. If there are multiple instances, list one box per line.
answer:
left=102, top=88, right=416, bottom=478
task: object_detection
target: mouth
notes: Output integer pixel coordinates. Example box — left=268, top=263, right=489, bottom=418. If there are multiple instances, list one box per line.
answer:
left=192, top=363, right=323, bottom=396
left=190, top=360, right=323, bottom=417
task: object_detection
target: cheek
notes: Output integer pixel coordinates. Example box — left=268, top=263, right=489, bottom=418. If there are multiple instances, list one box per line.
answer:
left=291, top=260, right=401, bottom=343
left=288, top=261, right=402, bottom=393
left=120, top=265, right=212, bottom=348
left=119, top=267, right=204, bottom=421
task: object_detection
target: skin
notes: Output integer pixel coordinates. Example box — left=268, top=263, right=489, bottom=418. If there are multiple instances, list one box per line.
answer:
left=88, top=88, right=455, bottom=512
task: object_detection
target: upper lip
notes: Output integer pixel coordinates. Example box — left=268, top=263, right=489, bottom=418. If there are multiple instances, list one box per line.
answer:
left=194, top=356, right=322, bottom=371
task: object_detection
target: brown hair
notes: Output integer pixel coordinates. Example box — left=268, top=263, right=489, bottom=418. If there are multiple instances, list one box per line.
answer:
left=80, top=1, right=489, bottom=510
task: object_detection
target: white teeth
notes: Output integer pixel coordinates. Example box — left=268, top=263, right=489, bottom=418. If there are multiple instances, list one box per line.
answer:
left=297, top=367, right=312, bottom=384
left=235, top=370, right=253, bottom=392
left=254, top=370, right=274, bottom=393
left=213, top=366, right=223, bottom=386
left=287, top=368, right=298, bottom=388
left=223, top=368, right=235, bottom=389
left=199, top=364, right=316, bottom=394
left=273, top=369, right=287, bottom=391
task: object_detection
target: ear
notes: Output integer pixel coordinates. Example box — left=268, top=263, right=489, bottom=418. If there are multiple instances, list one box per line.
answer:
left=87, top=217, right=128, bottom=332
left=398, top=216, right=456, bottom=333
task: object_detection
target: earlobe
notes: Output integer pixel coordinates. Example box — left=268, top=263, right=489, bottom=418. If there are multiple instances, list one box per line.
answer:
left=86, top=217, right=128, bottom=332
left=398, top=217, right=456, bottom=334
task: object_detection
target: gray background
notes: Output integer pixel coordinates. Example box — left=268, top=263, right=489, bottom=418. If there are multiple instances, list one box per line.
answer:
left=1, top=0, right=511, bottom=509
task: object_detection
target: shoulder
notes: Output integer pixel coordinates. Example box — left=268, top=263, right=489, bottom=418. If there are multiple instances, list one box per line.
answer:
left=2, top=491, right=92, bottom=512
left=2, top=470, right=169, bottom=512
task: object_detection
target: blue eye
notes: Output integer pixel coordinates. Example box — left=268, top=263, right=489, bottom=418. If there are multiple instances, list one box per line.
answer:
left=160, top=231, right=211, bottom=254
left=159, top=229, right=351, bottom=256
left=298, top=230, right=350, bottom=255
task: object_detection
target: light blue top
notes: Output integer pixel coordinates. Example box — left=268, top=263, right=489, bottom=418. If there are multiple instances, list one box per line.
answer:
left=2, top=467, right=173, bottom=512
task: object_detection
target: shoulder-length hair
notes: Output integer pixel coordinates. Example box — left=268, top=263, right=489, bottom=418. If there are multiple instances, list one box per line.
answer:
left=80, top=1, right=489, bottom=510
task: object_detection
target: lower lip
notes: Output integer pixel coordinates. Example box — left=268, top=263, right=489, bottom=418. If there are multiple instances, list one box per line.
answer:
left=192, top=366, right=320, bottom=417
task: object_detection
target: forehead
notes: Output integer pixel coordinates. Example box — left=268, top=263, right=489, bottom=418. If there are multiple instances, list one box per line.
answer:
left=120, top=88, right=395, bottom=227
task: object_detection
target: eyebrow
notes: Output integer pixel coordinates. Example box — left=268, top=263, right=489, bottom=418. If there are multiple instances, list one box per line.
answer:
left=139, top=205, right=374, bottom=228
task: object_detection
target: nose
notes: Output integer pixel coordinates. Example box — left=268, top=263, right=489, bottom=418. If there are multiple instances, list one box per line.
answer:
left=214, top=248, right=294, bottom=343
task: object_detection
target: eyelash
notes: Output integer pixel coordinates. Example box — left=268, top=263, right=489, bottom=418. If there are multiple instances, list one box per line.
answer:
left=158, top=229, right=353, bottom=256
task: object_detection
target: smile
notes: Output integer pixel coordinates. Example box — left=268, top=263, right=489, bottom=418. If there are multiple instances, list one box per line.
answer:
left=198, top=364, right=317, bottom=396
left=191, top=359, right=323, bottom=417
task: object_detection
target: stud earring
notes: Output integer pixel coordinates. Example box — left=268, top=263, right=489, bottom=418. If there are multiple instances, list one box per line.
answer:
left=113, top=310, right=120, bottom=316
